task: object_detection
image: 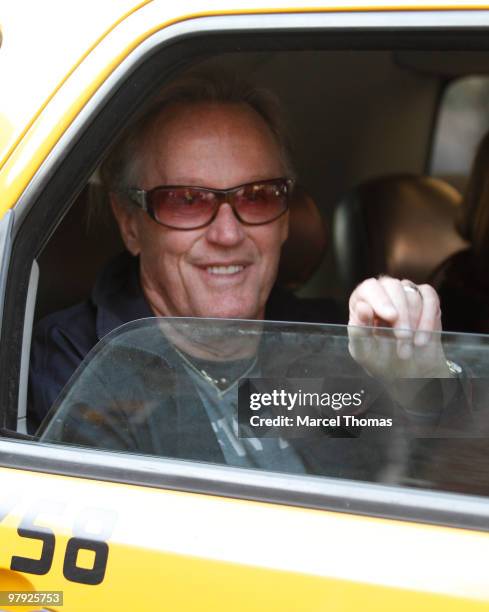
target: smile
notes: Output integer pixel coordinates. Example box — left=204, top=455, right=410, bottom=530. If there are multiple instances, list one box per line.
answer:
left=206, top=265, right=245, bottom=275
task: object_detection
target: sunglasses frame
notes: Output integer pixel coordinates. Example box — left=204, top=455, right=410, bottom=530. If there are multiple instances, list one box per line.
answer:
left=123, top=177, right=294, bottom=230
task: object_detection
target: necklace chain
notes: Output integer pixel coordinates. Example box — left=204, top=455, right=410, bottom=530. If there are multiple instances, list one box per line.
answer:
left=172, top=346, right=258, bottom=396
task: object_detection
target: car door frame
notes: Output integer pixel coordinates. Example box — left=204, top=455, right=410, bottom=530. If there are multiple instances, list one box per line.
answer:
left=2, top=7, right=489, bottom=531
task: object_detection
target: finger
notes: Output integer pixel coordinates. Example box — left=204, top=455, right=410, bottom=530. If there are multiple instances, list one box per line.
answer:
left=348, top=334, right=374, bottom=365
left=400, top=279, right=423, bottom=331
left=377, top=277, right=413, bottom=337
left=377, top=277, right=418, bottom=360
left=348, top=301, right=374, bottom=364
left=349, top=278, right=398, bottom=324
left=348, top=326, right=376, bottom=367
left=348, top=298, right=377, bottom=365
left=349, top=299, right=375, bottom=327
left=414, top=284, right=442, bottom=346
left=348, top=328, right=398, bottom=376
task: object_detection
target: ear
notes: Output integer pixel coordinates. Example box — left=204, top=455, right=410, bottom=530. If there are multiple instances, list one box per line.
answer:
left=110, top=194, right=142, bottom=256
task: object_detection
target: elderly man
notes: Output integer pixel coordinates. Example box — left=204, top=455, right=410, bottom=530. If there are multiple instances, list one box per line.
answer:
left=29, top=72, right=446, bottom=437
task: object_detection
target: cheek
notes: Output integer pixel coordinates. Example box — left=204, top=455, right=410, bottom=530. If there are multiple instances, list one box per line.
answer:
left=137, top=221, right=198, bottom=277
left=252, top=223, right=287, bottom=267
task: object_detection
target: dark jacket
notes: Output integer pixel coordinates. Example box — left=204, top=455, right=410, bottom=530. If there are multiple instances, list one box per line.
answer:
left=28, top=252, right=343, bottom=431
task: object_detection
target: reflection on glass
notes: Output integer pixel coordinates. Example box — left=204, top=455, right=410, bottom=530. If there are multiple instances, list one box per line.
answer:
left=38, top=318, right=489, bottom=496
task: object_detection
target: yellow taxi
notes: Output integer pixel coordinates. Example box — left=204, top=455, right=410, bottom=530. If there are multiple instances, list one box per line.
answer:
left=2, top=1, right=489, bottom=610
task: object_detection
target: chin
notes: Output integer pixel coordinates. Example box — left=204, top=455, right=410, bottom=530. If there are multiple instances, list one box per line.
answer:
left=199, top=301, right=260, bottom=320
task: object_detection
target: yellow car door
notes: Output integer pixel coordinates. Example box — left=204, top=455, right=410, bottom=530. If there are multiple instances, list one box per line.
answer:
left=1, top=2, right=489, bottom=610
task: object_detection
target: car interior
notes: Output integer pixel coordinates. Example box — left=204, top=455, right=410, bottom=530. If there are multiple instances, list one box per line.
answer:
left=3, top=33, right=489, bottom=442
left=33, top=49, right=486, bottom=323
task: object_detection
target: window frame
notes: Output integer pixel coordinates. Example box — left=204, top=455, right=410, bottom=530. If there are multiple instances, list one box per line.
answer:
left=2, top=437, right=489, bottom=533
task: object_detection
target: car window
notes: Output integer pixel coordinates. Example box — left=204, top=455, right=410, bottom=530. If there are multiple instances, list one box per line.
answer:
left=37, top=317, right=486, bottom=497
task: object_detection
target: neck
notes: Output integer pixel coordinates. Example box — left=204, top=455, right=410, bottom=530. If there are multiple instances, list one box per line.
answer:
left=159, top=318, right=261, bottom=362
left=139, top=266, right=263, bottom=361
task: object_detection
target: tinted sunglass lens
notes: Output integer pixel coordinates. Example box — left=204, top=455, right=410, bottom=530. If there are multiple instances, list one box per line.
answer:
left=236, top=181, right=288, bottom=223
left=150, top=188, right=216, bottom=228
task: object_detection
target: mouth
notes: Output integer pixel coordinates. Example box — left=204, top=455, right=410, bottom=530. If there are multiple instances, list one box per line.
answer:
left=193, top=262, right=251, bottom=284
left=206, top=264, right=245, bottom=276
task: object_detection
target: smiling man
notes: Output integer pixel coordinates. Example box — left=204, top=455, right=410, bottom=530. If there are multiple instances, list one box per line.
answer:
left=28, top=71, right=444, bottom=432
left=111, top=100, right=289, bottom=322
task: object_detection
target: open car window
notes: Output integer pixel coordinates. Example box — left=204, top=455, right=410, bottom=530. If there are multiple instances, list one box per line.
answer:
left=37, top=317, right=488, bottom=497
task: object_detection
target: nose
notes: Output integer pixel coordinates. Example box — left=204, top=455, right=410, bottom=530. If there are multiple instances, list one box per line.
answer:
left=205, top=202, right=246, bottom=246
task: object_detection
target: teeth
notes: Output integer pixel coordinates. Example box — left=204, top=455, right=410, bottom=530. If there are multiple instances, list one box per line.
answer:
left=207, top=265, right=244, bottom=275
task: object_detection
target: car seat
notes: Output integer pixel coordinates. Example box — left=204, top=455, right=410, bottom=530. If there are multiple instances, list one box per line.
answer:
left=333, top=174, right=468, bottom=293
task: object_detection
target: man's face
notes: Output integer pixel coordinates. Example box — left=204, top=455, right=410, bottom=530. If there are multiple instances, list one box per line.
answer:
left=114, top=102, right=289, bottom=320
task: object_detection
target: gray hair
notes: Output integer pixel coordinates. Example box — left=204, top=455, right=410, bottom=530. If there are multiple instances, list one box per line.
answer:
left=100, top=70, right=295, bottom=200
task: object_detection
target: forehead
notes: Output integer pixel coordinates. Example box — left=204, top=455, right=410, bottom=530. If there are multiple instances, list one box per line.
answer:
left=146, top=100, right=276, bottom=142
left=137, top=101, right=284, bottom=186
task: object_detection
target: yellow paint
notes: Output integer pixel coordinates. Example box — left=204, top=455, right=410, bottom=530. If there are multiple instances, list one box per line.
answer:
left=0, top=466, right=488, bottom=609
left=0, top=0, right=152, bottom=170
left=0, top=569, right=38, bottom=612
left=2, top=540, right=489, bottom=612
left=74, top=549, right=96, bottom=570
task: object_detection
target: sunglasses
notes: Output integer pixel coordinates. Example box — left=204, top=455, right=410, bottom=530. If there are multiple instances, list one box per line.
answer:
left=123, top=177, right=293, bottom=230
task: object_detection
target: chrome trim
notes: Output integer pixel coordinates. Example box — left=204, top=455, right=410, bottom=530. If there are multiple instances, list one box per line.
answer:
left=17, top=259, right=39, bottom=433
left=1, top=438, right=489, bottom=532
left=0, top=210, right=14, bottom=340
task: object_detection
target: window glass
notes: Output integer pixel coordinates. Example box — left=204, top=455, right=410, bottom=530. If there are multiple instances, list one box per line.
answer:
left=38, top=318, right=487, bottom=496
left=431, top=76, right=489, bottom=178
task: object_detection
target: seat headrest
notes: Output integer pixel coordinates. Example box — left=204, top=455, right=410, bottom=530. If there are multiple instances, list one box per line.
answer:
left=277, top=185, right=328, bottom=291
left=333, top=174, right=467, bottom=292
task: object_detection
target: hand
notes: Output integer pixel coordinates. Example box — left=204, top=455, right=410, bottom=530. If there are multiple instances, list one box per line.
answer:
left=348, top=276, right=449, bottom=379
